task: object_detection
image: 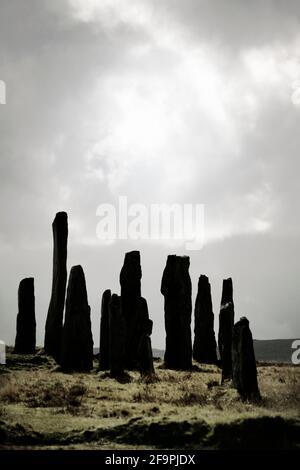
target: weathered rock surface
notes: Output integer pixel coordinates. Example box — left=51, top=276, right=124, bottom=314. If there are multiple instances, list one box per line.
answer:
left=61, top=265, right=93, bottom=372
left=44, top=212, right=68, bottom=362
left=193, top=275, right=217, bottom=364
left=161, top=255, right=192, bottom=370
left=232, top=317, right=261, bottom=400
left=14, top=278, right=36, bottom=354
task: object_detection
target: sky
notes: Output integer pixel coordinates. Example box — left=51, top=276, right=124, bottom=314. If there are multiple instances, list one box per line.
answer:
left=0, top=0, right=299, bottom=349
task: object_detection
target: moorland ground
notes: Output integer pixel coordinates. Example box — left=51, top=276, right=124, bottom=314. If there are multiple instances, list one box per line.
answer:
left=0, top=350, right=299, bottom=450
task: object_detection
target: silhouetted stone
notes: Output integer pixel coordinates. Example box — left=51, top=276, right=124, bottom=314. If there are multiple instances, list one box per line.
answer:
left=44, top=212, right=68, bottom=362
left=218, top=278, right=235, bottom=382
left=99, top=289, right=111, bottom=370
left=221, top=277, right=233, bottom=306
left=120, top=251, right=147, bottom=368
left=138, top=318, right=155, bottom=376
left=161, top=255, right=192, bottom=370
left=14, top=278, right=36, bottom=354
left=109, top=294, right=126, bottom=377
left=232, top=317, right=261, bottom=400
left=218, top=302, right=234, bottom=382
left=193, top=275, right=217, bottom=364
left=61, top=265, right=93, bottom=372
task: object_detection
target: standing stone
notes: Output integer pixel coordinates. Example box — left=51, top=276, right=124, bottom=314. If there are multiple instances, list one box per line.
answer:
left=218, top=278, right=235, bottom=382
left=218, top=302, right=234, bottom=382
left=193, top=275, right=217, bottom=364
left=61, top=265, right=93, bottom=372
left=161, top=255, right=192, bottom=370
left=138, top=318, right=155, bottom=376
left=232, top=317, right=260, bottom=400
left=120, top=251, right=146, bottom=368
left=44, top=212, right=68, bottom=362
left=109, top=294, right=126, bottom=377
left=99, top=289, right=111, bottom=370
left=14, top=278, right=36, bottom=354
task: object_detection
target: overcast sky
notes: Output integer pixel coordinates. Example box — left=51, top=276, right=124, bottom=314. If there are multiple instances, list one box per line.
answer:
left=0, top=0, right=299, bottom=349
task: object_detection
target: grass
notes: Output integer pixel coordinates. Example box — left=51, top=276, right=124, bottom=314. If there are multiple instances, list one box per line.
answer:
left=0, top=351, right=299, bottom=449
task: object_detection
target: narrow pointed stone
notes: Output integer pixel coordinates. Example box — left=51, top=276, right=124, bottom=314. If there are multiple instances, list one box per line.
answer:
left=193, top=275, right=217, bottom=364
left=109, top=294, right=126, bottom=377
left=44, top=212, right=68, bottom=362
left=232, top=317, right=261, bottom=400
left=218, top=278, right=235, bottom=382
left=218, top=301, right=234, bottom=382
left=161, top=255, right=192, bottom=370
left=61, top=265, right=93, bottom=372
left=14, top=278, right=36, bottom=354
left=99, top=289, right=111, bottom=370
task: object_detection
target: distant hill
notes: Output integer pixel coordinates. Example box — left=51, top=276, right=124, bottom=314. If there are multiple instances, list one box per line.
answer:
left=253, top=339, right=297, bottom=363
left=153, top=339, right=298, bottom=364
left=95, top=339, right=298, bottom=363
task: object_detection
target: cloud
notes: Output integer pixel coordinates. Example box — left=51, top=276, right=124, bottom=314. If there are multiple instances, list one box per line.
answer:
left=0, top=0, right=299, bottom=347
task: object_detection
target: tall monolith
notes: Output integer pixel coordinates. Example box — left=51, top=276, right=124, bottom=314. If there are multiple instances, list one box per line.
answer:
left=109, top=294, right=126, bottom=377
left=232, top=317, right=260, bottom=400
left=218, top=278, right=235, bottom=382
left=120, top=251, right=148, bottom=368
left=44, top=212, right=68, bottom=362
left=14, top=278, right=36, bottom=354
left=161, top=255, right=192, bottom=370
left=218, top=301, right=234, bottom=382
left=99, top=289, right=111, bottom=370
left=193, top=275, right=217, bottom=364
left=61, top=265, right=93, bottom=372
